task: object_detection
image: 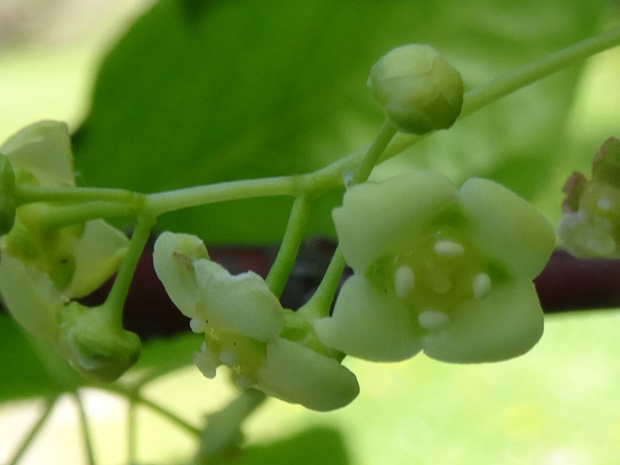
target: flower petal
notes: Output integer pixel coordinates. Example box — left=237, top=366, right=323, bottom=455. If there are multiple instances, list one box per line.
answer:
left=0, top=253, right=61, bottom=339
left=314, top=274, right=422, bottom=362
left=422, top=280, right=544, bottom=363
left=333, top=170, right=457, bottom=272
left=64, top=219, right=130, bottom=299
left=194, top=259, right=283, bottom=341
left=256, top=338, right=359, bottom=411
left=0, top=121, right=74, bottom=188
left=458, top=178, right=555, bottom=278
left=153, top=232, right=209, bottom=319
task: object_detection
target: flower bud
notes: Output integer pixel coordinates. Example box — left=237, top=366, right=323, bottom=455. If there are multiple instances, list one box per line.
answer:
left=368, top=44, right=463, bottom=134
left=58, top=303, right=141, bottom=382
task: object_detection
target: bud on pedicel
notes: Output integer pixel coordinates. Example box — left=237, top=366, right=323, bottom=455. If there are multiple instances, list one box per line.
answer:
left=58, top=303, right=141, bottom=382
left=368, top=44, right=464, bottom=134
left=0, top=153, right=16, bottom=235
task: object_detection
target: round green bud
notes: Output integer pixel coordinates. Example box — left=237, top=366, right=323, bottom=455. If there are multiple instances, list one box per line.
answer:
left=0, top=153, right=16, bottom=235
left=367, top=44, right=464, bottom=134
left=58, top=303, right=141, bottom=382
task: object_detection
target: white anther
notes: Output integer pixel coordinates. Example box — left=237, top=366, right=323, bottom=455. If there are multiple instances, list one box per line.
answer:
left=394, top=265, right=415, bottom=298
left=472, top=272, right=492, bottom=299
left=193, top=346, right=217, bottom=378
left=418, top=310, right=450, bottom=329
left=598, top=196, right=614, bottom=211
left=219, top=349, right=237, bottom=367
left=433, top=240, right=465, bottom=257
left=190, top=318, right=207, bottom=333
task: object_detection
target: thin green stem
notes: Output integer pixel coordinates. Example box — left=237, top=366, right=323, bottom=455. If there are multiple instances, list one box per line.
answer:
left=265, top=194, right=311, bottom=298
left=8, top=396, right=58, bottom=465
left=28, top=201, right=138, bottom=231
left=300, top=121, right=397, bottom=315
left=381, top=25, right=620, bottom=161
left=15, top=184, right=138, bottom=206
left=127, top=401, right=138, bottom=464
left=301, top=246, right=347, bottom=319
left=103, top=213, right=154, bottom=324
left=351, top=120, right=397, bottom=185
left=145, top=175, right=302, bottom=216
left=73, top=391, right=97, bottom=465
left=194, top=389, right=266, bottom=464
left=99, top=382, right=201, bottom=438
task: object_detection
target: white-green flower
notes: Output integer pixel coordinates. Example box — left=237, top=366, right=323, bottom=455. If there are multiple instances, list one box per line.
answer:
left=153, top=231, right=359, bottom=411
left=315, top=170, right=555, bottom=363
left=0, top=121, right=135, bottom=381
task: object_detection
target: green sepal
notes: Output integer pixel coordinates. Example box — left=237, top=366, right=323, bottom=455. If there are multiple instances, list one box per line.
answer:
left=57, top=302, right=141, bottom=382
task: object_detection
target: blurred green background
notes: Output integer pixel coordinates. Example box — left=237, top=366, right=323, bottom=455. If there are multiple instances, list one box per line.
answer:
left=2, top=0, right=620, bottom=464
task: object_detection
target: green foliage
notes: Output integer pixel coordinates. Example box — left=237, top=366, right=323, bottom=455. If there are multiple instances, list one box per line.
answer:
left=73, top=0, right=602, bottom=244
left=0, top=315, right=55, bottom=402
left=237, top=426, right=350, bottom=465
left=0, top=0, right=617, bottom=463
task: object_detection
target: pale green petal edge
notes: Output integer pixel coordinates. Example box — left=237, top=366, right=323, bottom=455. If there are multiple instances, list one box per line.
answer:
left=423, top=280, right=544, bottom=363
left=194, top=259, right=283, bottom=341
left=0, top=253, right=61, bottom=339
left=153, top=231, right=208, bottom=319
left=458, top=178, right=555, bottom=279
left=64, top=219, right=130, bottom=299
left=314, top=274, right=422, bottom=362
left=333, top=170, right=457, bottom=272
left=0, top=120, right=75, bottom=188
left=256, top=338, right=359, bottom=411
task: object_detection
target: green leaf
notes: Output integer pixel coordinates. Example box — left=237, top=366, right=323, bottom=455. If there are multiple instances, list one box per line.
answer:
left=0, top=315, right=55, bottom=402
left=73, top=0, right=604, bottom=244
left=237, top=426, right=350, bottom=465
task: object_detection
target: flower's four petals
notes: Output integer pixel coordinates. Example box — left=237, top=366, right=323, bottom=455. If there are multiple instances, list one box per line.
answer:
left=153, top=231, right=209, bottom=318
left=314, top=274, right=422, bottom=362
left=0, top=120, right=74, bottom=188
left=0, top=253, right=62, bottom=339
left=64, top=219, right=130, bottom=299
left=256, top=338, right=359, bottom=411
left=458, top=177, right=555, bottom=279
left=194, top=259, right=283, bottom=342
left=333, top=170, right=457, bottom=272
left=422, top=281, right=544, bottom=363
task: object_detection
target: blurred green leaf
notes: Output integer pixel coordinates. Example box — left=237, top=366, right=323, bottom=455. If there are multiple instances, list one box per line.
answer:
left=236, top=426, right=350, bottom=465
left=73, top=0, right=604, bottom=244
left=0, top=315, right=54, bottom=402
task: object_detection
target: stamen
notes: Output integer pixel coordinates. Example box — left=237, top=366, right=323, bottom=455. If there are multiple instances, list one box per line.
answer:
left=394, top=265, right=415, bottom=298
left=190, top=318, right=207, bottom=333
left=193, top=345, right=217, bottom=378
left=418, top=310, right=449, bottom=329
left=433, top=240, right=465, bottom=257
left=472, top=272, right=492, bottom=299
left=219, top=349, right=237, bottom=366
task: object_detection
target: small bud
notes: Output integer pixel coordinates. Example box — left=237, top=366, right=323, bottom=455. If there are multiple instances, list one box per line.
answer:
left=367, top=44, right=463, bottom=134
left=58, top=303, right=141, bottom=382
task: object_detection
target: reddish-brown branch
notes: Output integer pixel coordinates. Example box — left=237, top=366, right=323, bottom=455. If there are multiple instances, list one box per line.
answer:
left=3, top=243, right=620, bottom=341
